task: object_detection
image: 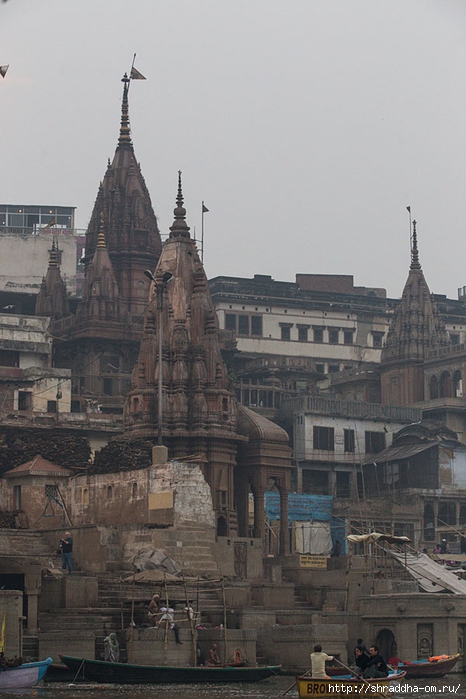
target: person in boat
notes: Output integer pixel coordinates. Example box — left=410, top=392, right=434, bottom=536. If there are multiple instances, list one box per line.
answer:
left=355, top=638, right=370, bottom=656
left=310, top=643, right=334, bottom=678
left=363, top=646, right=389, bottom=678
left=206, top=643, right=222, bottom=666
left=354, top=645, right=369, bottom=675
left=147, top=594, right=160, bottom=627
left=103, top=633, right=120, bottom=662
left=159, top=607, right=182, bottom=644
left=433, top=543, right=442, bottom=554
left=440, top=539, right=448, bottom=554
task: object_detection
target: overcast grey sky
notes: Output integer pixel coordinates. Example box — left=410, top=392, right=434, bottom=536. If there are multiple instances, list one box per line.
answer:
left=1, top=0, right=465, bottom=299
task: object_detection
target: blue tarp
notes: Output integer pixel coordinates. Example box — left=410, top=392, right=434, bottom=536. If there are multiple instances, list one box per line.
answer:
left=264, top=492, right=346, bottom=554
left=265, top=492, right=333, bottom=522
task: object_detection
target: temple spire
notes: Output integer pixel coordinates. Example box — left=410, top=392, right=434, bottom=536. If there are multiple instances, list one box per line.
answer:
left=411, top=219, right=421, bottom=270
left=169, top=171, right=190, bottom=239
left=118, top=73, right=132, bottom=147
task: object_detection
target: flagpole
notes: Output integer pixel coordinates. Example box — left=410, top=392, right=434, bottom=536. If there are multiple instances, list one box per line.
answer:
left=201, top=201, right=205, bottom=263
left=127, top=53, right=137, bottom=94
left=406, top=206, right=412, bottom=253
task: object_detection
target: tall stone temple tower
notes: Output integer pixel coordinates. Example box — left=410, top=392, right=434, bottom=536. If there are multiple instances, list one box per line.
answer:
left=49, top=75, right=162, bottom=412
left=381, top=221, right=450, bottom=405
left=124, top=173, right=293, bottom=543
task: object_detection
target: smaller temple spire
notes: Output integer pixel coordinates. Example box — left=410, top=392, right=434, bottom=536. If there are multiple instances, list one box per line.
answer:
left=49, top=237, right=59, bottom=267
left=118, top=73, right=132, bottom=147
left=410, top=219, right=421, bottom=270
left=96, top=214, right=107, bottom=249
left=169, top=171, right=190, bottom=239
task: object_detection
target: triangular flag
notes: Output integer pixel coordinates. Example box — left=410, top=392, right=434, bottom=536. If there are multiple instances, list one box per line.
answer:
left=202, top=204, right=209, bottom=213
left=0, top=65, right=9, bottom=79
left=130, top=66, right=146, bottom=80
left=43, top=217, right=56, bottom=230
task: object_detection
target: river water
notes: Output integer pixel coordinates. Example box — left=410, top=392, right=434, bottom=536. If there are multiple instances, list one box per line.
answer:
left=2, top=675, right=466, bottom=699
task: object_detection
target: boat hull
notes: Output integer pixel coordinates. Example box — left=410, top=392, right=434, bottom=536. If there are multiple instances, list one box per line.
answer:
left=296, top=674, right=406, bottom=699
left=0, top=658, right=52, bottom=689
left=60, top=655, right=281, bottom=683
left=396, top=654, right=459, bottom=679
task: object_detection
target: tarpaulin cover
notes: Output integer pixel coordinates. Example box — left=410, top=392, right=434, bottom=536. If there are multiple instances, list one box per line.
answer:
left=347, top=532, right=410, bottom=545
left=265, top=492, right=332, bottom=522
left=388, top=550, right=466, bottom=594
left=295, top=521, right=332, bottom=555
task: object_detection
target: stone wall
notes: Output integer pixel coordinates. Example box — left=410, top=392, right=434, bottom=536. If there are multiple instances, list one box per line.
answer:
left=0, top=590, right=23, bottom=657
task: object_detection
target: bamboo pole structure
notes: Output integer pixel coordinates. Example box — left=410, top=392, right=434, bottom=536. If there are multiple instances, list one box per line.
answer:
left=221, top=575, right=228, bottom=663
left=127, top=571, right=136, bottom=662
left=163, top=573, right=169, bottom=661
left=183, top=574, right=197, bottom=666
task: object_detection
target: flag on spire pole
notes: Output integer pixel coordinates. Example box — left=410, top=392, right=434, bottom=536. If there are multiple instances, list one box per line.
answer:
left=0, top=65, right=9, bottom=79
left=406, top=206, right=411, bottom=213
left=202, top=204, right=209, bottom=213
left=130, top=66, right=146, bottom=80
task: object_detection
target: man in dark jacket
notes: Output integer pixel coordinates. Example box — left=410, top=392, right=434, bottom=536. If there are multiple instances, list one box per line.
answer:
left=363, top=645, right=388, bottom=678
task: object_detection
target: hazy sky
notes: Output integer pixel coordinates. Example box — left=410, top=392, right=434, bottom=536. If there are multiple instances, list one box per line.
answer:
left=1, top=0, right=465, bottom=299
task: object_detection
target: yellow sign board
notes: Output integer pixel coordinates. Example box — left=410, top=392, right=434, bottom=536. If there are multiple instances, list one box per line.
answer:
left=299, top=555, right=327, bottom=569
left=148, top=491, right=174, bottom=510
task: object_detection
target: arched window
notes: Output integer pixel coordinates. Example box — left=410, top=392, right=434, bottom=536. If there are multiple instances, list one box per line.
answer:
left=132, top=482, right=138, bottom=498
left=107, top=485, right=113, bottom=500
left=423, top=504, right=435, bottom=541
left=429, top=375, right=439, bottom=400
left=454, top=370, right=463, bottom=398
left=82, top=488, right=89, bottom=505
left=438, top=502, right=456, bottom=527
left=440, top=371, right=452, bottom=398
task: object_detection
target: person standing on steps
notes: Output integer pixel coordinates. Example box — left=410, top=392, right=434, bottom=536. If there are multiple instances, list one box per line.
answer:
left=60, top=531, right=73, bottom=575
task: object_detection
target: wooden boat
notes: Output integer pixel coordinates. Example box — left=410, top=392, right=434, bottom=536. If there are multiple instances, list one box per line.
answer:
left=60, top=654, right=281, bottom=683
left=0, top=657, right=52, bottom=689
left=389, top=653, right=459, bottom=678
left=296, top=673, right=406, bottom=699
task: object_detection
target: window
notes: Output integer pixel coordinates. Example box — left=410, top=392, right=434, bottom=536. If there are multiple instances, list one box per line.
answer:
left=225, top=313, right=236, bottom=332
left=316, top=364, right=325, bottom=374
left=302, top=469, right=329, bottom=495
left=336, top=472, right=350, bottom=498
left=132, top=482, right=138, bottom=498
left=100, top=355, right=120, bottom=373
left=82, top=488, right=89, bottom=505
left=45, top=484, right=59, bottom=499
left=314, top=328, right=323, bottom=343
left=438, top=502, right=456, bottom=527
left=365, top=431, right=386, bottom=453
left=372, top=332, right=384, bottom=348
left=298, top=326, right=309, bottom=342
left=238, top=315, right=249, bottom=335
left=280, top=325, right=291, bottom=341
left=13, top=486, right=21, bottom=510
left=18, top=391, right=32, bottom=411
left=313, top=426, right=334, bottom=451
left=344, top=429, right=355, bottom=453
left=329, top=329, right=339, bottom=344
left=47, top=400, right=57, bottom=413
left=451, top=334, right=460, bottom=345
left=251, top=316, right=262, bottom=336
left=0, top=350, right=19, bottom=367
left=103, top=378, right=115, bottom=396
left=328, top=364, right=340, bottom=373
left=344, top=331, right=354, bottom=345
